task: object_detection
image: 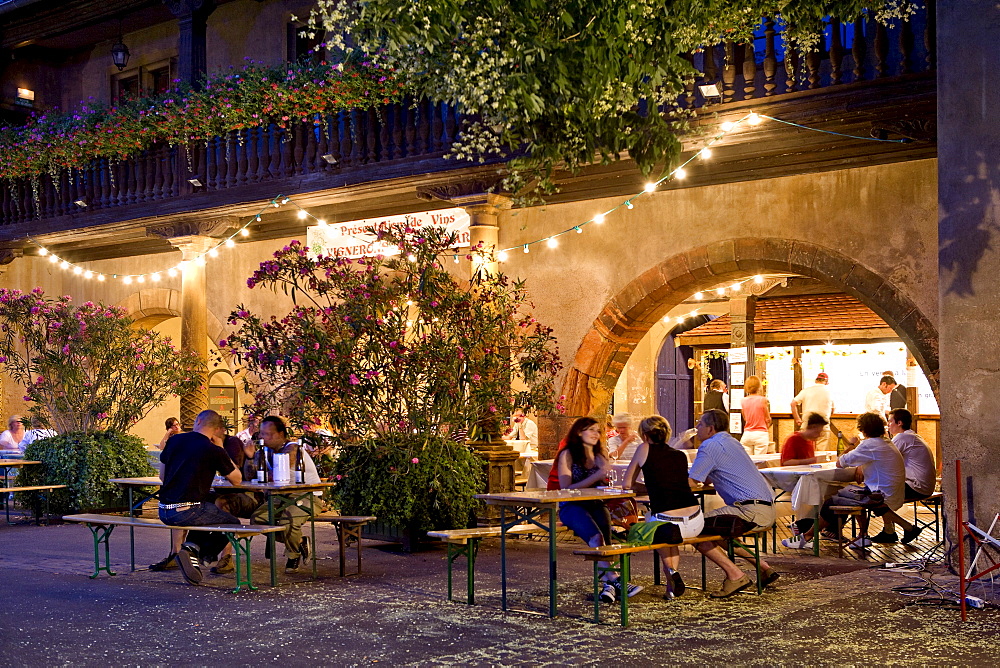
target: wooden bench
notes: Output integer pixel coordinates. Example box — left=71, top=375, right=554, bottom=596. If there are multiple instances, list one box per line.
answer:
left=913, top=491, right=943, bottom=542
left=427, top=524, right=545, bottom=604
left=313, top=514, right=377, bottom=576
left=63, top=513, right=284, bottom=592
left=2, top=484, right=67, bottom=524
left=830, top=506, right=872, bottom=558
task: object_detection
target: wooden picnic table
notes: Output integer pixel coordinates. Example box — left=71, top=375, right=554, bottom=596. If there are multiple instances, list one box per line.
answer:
left=475, top=488, right=635, bottom=618
left=1, top=460, right=44, bottom=523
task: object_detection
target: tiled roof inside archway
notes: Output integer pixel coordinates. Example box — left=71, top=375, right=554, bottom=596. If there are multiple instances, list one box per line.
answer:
left=681, top=293, right=888, bottom=337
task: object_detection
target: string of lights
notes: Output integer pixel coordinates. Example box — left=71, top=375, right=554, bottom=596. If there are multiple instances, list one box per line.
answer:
left=26, top=111, right=905, bottom=284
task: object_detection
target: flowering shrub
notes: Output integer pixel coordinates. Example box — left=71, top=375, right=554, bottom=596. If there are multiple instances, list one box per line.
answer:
left=0, top=60, right=403, bottom=181
left=224, top=225, right=562, bottom=440
left=0, top=288, right=203, bottom=433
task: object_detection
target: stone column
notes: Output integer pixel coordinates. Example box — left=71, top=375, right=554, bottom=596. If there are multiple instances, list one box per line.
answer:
left=464, top=193, right=510, bottom=277
left=164, top=0, right=217, bottom=88
left=938, top=2, right=1000, bottom=533
left=147, top=218, right=235, bottom=429
left=729, top=295, right=757, bottom=378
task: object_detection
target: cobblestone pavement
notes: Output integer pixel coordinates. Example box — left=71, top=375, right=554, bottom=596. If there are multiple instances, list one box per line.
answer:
left=2, top=519, right=998, bottom=666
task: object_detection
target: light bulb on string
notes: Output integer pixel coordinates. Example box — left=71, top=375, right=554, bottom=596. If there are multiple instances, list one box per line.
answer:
left=240, top=228, right=250, bottom=237
left=225, top=239, right=235, bottom=248
left=317, top=219, right=327, bottom=226
left=720, top=121, right=736, bottom=132
left=38, top=248, right=49, bottom=256
left=644, top=182, right=657, bottom=193
left=715, top=287, right=726, bottom=296
left=547, top=237, right=558, bottom=249
left=574, top=226, right=582, bottom=234
left=167, top=268, right=178, bottom=278
left=497, top=250, right=509, bottom=261
left=523, top=245, right=530, bottom=254
left=97, top=274, right=105, bottom=282
left=208, top=248, right=219, bottom=258
left=593, top=213, right=605, bottom=224
left=700, top=147, right=713, bottom=159
left=123, top=276, right=133, bottom=285
left=453, top=254, right=459, bottom=264
left=255, top=215, right=262, bottom=222
left=48, top=255, right=58, bottom=264
left=754, top=275, right=764, bottom=284
left=151, top=273, right=161, bottom=282
left=73, top=266, right=82, bottom=275
left=297, top=209, right=308, bottom=220
left=625, top=201, right=634, bottom=210
left=195, top=256, right=206, bottom=266
left=674, top=168, right=687, bottom=180
left=731, top=282, right=741, bottom=291
left=747, top=112, right=762, bottom=125
left=83, top=271, right=93, bottom=279
left=281, top=197, right=289, bottom=204
left=137, top=275, right=145, bottom=284
left=694, top=291, right=704, bottom=300
left=60, top=261, right=69, bottom=270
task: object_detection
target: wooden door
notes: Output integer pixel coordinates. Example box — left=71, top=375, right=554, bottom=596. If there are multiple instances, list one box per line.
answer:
left=656, top=334, right=695, bottom=433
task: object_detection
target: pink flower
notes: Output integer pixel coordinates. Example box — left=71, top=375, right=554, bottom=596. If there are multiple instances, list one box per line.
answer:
left=335, top=475, right=342, bottom=480
left=349, top=374, right=360, bottom=385
left=136, top=363, right=146, bottom=371
left=317, top=369, right=327, bottom=376
left=411, top=457, right=419, bottom=464
left=291, top=355, right=301, bottom=363
left=219, top=339, right=228, bottom=347
left=472, top=374, right=480, bottom=381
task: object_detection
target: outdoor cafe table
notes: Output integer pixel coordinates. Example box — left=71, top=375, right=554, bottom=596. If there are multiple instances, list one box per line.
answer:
left=475, top=488, right=635, bottom=618
left=758, top=462, right=857, bottom=556
left=1, top=459, right=42, bottom=523
left=110, top=476, right=336, bottom=585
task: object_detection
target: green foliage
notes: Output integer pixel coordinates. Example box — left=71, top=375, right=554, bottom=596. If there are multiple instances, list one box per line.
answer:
left=308, top=0, right=918, bottom=199
left=0, top=288, right=203, bottom=433
left=16, top=431, right=156, bottom=514
left=330, top=434, right=484, bottom=532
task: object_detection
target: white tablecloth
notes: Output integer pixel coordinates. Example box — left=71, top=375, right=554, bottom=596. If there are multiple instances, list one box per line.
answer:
left=759, top=462, right=857, bottom=514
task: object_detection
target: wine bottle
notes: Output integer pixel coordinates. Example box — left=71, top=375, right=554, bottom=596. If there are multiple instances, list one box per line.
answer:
left=294, top=444, right=305, bottom=484
left=257, top=439, right=269, bottom=483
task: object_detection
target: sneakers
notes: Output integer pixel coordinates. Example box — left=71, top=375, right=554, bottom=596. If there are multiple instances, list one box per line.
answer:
left=820, top=530, right=841, bottom=541
left=285, top=556, right=301, bottom=573
left=176, top=543, right=203, bottom=585
left=599, top=582, right=617, bottom=604
left=761, top=567, right=781, bottom=588
left=901, top=526, right=924, bottom=545
left=148, top=553, right=178, bottom=571
left=781, top=536, right=815, bottom=550
left=669, top=570, right=686, bottom=598
left=848, top=536, right=872, bottom=550
left=869, top=531, right=899, bottom=544
left=709, top=574, right=753, bottom=598
left=613, top=580, right=643, bottom=599
left=210, top=553, right=234, bottom=574
left=300, top=536, right=309, bottom=561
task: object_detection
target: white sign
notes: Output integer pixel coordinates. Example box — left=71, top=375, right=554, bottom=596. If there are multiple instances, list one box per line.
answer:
left=306, top=208, right=471, bottom=258
left=728, top=348, right=748, bottom=363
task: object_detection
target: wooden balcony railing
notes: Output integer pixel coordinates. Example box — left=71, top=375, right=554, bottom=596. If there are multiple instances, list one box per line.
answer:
left=0, top=5, right=935, bottom=230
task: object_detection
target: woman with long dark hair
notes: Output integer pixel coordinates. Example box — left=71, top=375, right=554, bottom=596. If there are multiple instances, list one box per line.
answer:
left=556, top=416, right=642, bottom=604
left=624, top=415, right=701, bottom=599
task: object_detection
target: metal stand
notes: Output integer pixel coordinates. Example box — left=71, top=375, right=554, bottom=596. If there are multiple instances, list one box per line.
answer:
left=84, top=523, right=118, bottom=579
left=226, top=533, right=258, bottom=592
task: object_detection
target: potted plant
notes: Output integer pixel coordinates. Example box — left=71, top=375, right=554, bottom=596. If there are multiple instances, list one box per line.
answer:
left=0, top=289, right=203, bottom=513
left=223, top=225, right=561, bottom=547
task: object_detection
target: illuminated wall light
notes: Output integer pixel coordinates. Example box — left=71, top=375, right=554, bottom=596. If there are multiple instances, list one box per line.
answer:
left=297, top=209, right=308, bottom=220
left=97, top=274, right=106, bottom=282
left=694, top=291, right=704, bottom=300
left=83, top=271, right=93, bottom=279
left=674, top=168, right=687, bottom=180
left=523, top=245, right=529, bottom=253
left=49, top=255, right=58, bottom=264
left=497, top=250, right=509, bottom=262
left=747, top=112, right=762, bottom=125
left=38, top=248, right=49, bottom=256
left=73, top=266, right=82, bottom=275
left=225, top=239, right=235, bottom=248
left=123, top=276, right=133, bottom=285
left=625, top=201, right=634, bottom=209
left=593, top=213, right=605, bottom=224
left=701, top=147, right=713, bottom=159
left=240, top=228, right=250, bottom=237
left=644, top=182, right=657, bottom=193
left=715, top=287, right=726, bottom=296
left=546, top=237, right=558, bottom=249
left=754, top=275, right=764, bottom=284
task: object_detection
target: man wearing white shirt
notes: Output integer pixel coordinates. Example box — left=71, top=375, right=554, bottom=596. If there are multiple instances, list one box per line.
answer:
left=791, top=373, right=833, bottom=428
left=236, top=415, right=259, bottom=447
left=863, top=375, right=897, bottom=419
left=870, top=408, right=937, bottom=544
left=607, top=413, right=642, bottom=460
left=506, top=409, right=538, bottom=447
left=19, top=418, right=57, bottom=454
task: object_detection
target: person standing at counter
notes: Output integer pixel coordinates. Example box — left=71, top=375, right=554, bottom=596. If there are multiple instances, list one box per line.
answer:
left=739, top=376, right=771, bottom=455
left=864, top=375, right=897, bottom=419
left=791, top=373, right=833, bottom=428
left=703, top=380, right=729, bottom=414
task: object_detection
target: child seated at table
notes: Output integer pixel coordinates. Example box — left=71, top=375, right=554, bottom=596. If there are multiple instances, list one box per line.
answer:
left=555, top=417, right=642, bottom=605
left=624, top=415, right=702, bottom=599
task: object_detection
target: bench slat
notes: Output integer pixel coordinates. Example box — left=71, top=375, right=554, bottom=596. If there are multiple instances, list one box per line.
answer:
left=62, top=513, right=284, bottom=535
left=3, top=484, right=67, bottom=493
left=427, top=525, right=543, bottom=543
left=314, top=515, right=377, bottom=523
left=573, top=534, right=725, bottom=558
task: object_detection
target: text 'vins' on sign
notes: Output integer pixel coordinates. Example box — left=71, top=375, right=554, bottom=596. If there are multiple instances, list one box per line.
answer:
left=306, top=208, right=471, bottom=258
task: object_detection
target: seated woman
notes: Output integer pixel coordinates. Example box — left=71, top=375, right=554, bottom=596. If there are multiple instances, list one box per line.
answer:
left=624, top=415, right=702, bottom=599
left=556, top=417, right=642, bottom=604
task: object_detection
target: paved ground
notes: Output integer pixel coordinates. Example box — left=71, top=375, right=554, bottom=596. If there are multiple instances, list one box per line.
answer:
left=2, top=516, right=999, bottom=667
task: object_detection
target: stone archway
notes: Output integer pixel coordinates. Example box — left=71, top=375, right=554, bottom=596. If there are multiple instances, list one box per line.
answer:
left=115, top=287, right=230, bottom=345
left=560, top=238, right=939, bottom=418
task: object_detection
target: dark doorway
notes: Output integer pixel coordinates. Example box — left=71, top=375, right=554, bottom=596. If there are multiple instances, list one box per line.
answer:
left=656, top=333, right=695, bottom=433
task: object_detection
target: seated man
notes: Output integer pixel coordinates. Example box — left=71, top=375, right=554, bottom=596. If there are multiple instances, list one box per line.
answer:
left=870, top=408, right=937, bottom=544
left=158, top=409, right=242, bottom=585
left=780, top=413, right=828, bottom=466
left=608, top=413, right=642, bottom=460
left=688, top=409, right=780, bottom=598
left=252, top=416, right=313, bottom=572
left=784, top=412, right=905, bottom=551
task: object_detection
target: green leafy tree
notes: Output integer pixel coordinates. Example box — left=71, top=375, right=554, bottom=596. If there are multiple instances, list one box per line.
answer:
left=0, top=288, right=204, bottom=433
left=306, top=0, right=918, bottom=197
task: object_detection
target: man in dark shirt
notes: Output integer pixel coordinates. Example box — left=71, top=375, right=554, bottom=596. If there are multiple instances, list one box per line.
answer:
left=159, top=409, right=242, bottom=585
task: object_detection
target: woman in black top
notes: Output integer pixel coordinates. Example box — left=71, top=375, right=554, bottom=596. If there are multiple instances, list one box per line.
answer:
left=624, top=415, right=703, bottom=599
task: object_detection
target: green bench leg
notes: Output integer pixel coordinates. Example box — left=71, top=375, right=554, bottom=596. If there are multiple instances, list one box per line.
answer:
left=445, top=539, right=479, bottom=605
left=86, top=524, right=117, bottom=578
left=591, top=556, right=630, bottom=627
left=227, top=534, right=257, bottom=593
left=728, top=532, right=763, bottom=595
